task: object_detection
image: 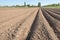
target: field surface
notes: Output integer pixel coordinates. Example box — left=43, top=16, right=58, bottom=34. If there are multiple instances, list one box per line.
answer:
left=0, top=7, right=60, bottom=40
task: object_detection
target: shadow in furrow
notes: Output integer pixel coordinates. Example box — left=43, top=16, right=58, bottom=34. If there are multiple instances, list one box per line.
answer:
left=47, top=9, right=60, bottom=15
left=44, top=8, right=60, bottom=21
left=26, top=10, right=39, bottom=40
left=41, top=9, right=60, bottom=39
left=26, top=10, right=51, bottom=40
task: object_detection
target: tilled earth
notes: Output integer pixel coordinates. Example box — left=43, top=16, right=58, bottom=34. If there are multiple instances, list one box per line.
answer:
left=0, top=7, right=60, bottom=40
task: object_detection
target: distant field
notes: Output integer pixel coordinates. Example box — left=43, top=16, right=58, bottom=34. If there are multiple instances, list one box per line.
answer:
left=43, top=6, right=60, bottom=8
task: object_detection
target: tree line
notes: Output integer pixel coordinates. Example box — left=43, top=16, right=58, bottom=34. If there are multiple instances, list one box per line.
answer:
left=16, top=2, right=41, bottom=7
left=0, top=2, right=41, bottom=7
left=43, top=3, right=60, bottom=7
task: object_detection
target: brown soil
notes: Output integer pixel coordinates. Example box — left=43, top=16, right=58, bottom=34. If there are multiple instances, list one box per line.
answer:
left=0, top=7, right=60, bottom=40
